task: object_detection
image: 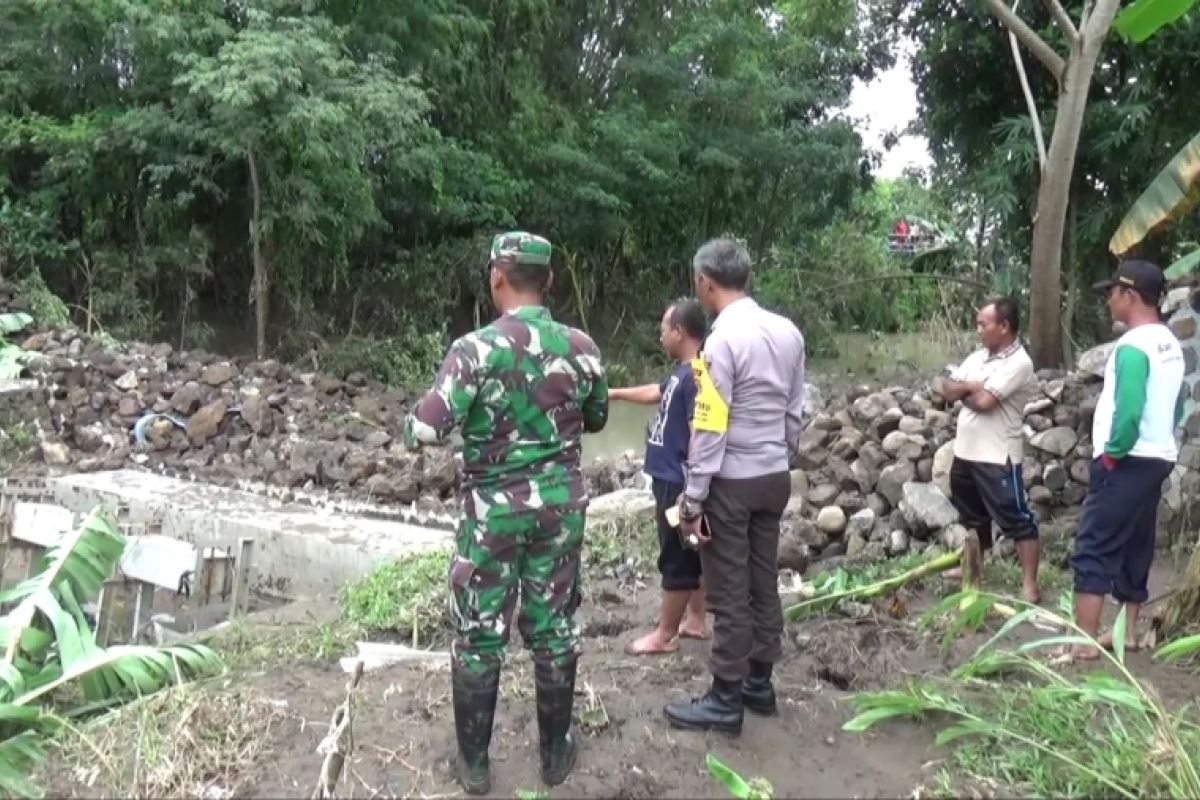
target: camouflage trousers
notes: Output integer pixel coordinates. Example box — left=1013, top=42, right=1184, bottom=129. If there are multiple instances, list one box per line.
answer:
left=447, top=493, right=585, bottom=674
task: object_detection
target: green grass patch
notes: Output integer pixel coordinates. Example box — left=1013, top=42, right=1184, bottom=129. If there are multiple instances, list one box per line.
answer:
left=212, top=617, right=360, bottom=672
left=340, top=546, right=452, bottom=648
left=848, top=594, right=1200, bottom=799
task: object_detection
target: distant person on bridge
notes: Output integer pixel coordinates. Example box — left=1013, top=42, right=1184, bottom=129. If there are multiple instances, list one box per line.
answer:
left=609, top=298, right=710, bottom=656
left=1062, top=261, right=1184, bottom=662
left=665, top=238, right=806, bottom=736
left=403, top=232, right=609, bottom=794
left=935, top=297, right=1041, bottom=603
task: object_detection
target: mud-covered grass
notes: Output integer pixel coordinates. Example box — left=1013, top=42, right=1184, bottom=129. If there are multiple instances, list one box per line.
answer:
left=39, top=682, right=288, bottom=799
left=212, top=616, right=362, bottom=672
left=32, top=515, right=1200, bottom=799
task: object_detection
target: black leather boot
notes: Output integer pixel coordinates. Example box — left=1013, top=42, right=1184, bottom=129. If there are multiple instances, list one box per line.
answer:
left=663, top=676, right=744, bottom=735
left=452, top=662, right=501, bottom=795
left=742, top=660, right=777, bottom=716
left=534, top=657, right=578, bottom=787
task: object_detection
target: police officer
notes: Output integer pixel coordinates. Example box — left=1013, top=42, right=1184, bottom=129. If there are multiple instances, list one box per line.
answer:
left=404, top=232, right=608, bottom=794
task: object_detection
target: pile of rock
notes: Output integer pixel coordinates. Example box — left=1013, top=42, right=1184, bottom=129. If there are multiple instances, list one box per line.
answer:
left=4, top=327, right=464, bottom=507
left=776, top=367, right=1115, bottom=567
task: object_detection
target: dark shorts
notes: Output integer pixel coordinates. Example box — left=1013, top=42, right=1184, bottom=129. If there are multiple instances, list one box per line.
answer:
left=950, top=456, right=1039, bottom=550
left=1072, top=456, right=1173, bottom=604
left=651, top=478, right=702, bottom=592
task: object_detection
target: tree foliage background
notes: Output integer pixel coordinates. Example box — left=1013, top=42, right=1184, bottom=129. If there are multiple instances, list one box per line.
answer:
left=3, top=0, right=1194, bottom=380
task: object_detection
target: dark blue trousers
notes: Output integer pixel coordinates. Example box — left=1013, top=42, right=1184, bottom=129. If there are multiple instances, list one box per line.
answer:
left=1071, top=456, right=1173, bottom=604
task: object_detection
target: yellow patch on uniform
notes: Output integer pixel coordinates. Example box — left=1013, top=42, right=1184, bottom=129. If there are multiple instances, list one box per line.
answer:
left=691, top=355, right=728, bottom=433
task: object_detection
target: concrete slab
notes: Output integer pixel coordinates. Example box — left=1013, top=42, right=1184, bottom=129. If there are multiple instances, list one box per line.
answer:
left=50, top=470, right=452, bottom=599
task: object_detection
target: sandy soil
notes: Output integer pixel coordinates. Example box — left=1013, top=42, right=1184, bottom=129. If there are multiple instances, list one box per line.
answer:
left=38, top=553, right=1196, bottom=800
left=238, top=580, right=946, bottom=799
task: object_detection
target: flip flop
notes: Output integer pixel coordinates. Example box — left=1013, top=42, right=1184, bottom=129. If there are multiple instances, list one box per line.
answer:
left=1048, top=646, right=1101, bottom=666
left=624, top=636, right=679, bottom=657
left=1097, top=634, right=1141, bottom=653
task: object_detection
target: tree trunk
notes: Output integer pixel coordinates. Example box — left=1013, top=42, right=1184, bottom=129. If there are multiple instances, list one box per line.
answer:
left=247, top=147, right=269, bottom=360
left=1026, top=0, right=1121, bottom=368
left=1061, top=198, right=1078, bottom=365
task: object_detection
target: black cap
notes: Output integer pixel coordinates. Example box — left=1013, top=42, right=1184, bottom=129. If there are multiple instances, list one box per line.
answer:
left=1093, top=260, right=1165, bottom=302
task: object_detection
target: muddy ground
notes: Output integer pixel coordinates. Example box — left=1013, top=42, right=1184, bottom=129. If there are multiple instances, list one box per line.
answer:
left=38, top=550, right=1197, bottom=800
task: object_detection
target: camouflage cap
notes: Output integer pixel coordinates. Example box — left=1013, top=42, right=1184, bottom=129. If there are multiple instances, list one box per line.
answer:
left=489, top=231, right=552, bottom=268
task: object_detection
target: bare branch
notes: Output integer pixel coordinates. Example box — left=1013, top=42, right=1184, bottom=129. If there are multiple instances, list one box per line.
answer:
left=981, top=0, right=1067, bottom=80
left=1040, top=0, right=1080, bottom=41
left=1010, top=0, right=1048, bottom=171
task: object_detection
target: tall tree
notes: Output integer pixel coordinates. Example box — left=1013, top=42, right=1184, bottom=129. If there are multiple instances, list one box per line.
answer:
left=173, top=8, right=430, bottom=357
left=979, top=0, right=1121, bottom=367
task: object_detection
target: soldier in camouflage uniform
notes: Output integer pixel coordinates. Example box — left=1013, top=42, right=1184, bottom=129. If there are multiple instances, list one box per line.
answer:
left=404, top=231, right=608, bottom=794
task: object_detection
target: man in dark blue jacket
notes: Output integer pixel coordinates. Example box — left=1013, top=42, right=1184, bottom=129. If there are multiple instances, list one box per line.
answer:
left=610, top=298, right=709, bottom=655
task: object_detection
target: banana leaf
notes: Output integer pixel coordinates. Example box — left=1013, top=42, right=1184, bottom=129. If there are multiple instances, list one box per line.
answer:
left=1164, top=247, right=1200, bottom=281
left=0, top=343, right=25, bottom=382
left=1110, top=131, right=1200, bottom=255
left=0, top=504, right=225, bottom=798
left=1113, top=0, right=1198, bottom=42
left=0, top=731, right=46, bottom=798
left=0, top=313, right=32, bottom=335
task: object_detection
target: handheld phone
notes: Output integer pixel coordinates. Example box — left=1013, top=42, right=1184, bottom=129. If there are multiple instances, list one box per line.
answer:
left=664, top=505, right=707, bottom=549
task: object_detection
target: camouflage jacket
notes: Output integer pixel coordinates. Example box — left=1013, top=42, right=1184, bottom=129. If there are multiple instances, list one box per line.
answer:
left=404, top=306, right=608, bottom=504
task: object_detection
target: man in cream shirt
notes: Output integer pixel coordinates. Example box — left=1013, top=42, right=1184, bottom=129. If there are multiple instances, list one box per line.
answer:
left=937, top=297, right=1041, bottom=602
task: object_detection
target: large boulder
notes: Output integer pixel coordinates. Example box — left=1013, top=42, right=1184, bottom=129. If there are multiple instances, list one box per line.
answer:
left=900, top=482, right=960, bottom=531
left=1029, top=426, right=1078, bottom=458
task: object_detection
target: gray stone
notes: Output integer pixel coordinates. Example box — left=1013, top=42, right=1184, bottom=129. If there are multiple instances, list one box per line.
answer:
left=1077, top=343, right=1115, bottom=378
left=900, top=482, right=960, bottom=530
left=1069, top=458, right=1091, bottom=485
left=808, top=483, right=840, bottom=506
left=826, top=456, right=860, bottom=492
left=866, top=492, right=891, bottom=519
left=788, top=518, right=828, bottom=550
left=872, top=407, right=904, bottom=439
left=186, top=399, right=227, bottom=444
left=924, top=409, right=953, bottom=430
left=816, top=506, right=847, bottom=535
left=802, top=383, right=825, bottom=418
left=1029, top=485, right=1054, bottom=504
left=201, top=362, right=238, bottom=386
left=114, top=370, right=139, bottom=391
left=796, top=425, right=832, bottom=456
left=846, top=508, right=876, bottom=540
left=1030, top=427, right=1078, bottom=458
left=888, top=529, right=910, bottom=555
left=851, top=395, right=885, bottom=424
left=777, top=530, right=811, bottom=573
left=40, top=440, right=71, bottom=465
left=876, top=461, right=915, bottom=507
left=1179, top=444, right=1200, bottom=470
left=783, top=494, right=806, bottom=519
left=880, top=430, right=909, bottom=456
left=1051, top=405, right=1079, bottom=429
left=1043, top=463, right=1069, bottom=492
left=898, top=415, right=926, bottom=435
left=941, top=523, right=968, bottom=549
left=846, top=531, right=868, bottom=558
left=835, top=492, right=867, bottom=516
left=169, top=382, right=204, bottom=415
left=858, top=442, right=887, bottom=471
left=1062, top=482, right=1088, bottom=505
left=851, top=458, right=879, bottom=494
left=1026, top=414, right=1053, bottom=432
left=789, top=469, right=809, bottom=497
left=932, top=441, right=955, bottom=497
left=916, top=457, right=934, bottom=483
